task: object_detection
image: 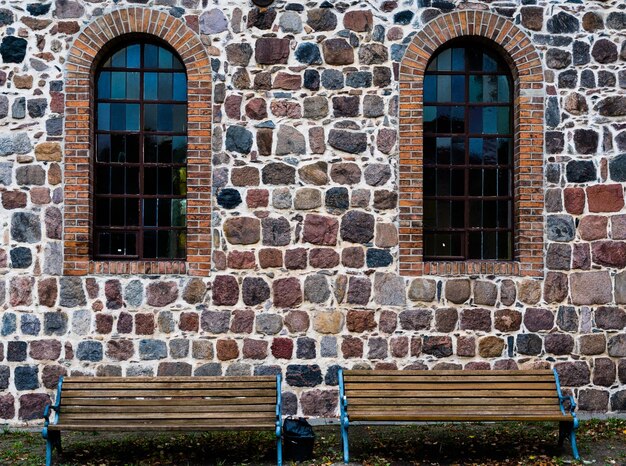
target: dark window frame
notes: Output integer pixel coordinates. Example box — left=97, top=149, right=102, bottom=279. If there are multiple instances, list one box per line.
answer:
left=422, top=41, right=515, bottom=262
left=93, top=39, right=188, bottom=261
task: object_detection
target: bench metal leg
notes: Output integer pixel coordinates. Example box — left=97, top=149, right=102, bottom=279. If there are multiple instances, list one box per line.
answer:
left=558, top=421, right=568, bottom=449
left=558, top=421, right=580, bottom=461
left=570, top=420, right=580, bottom=461
left=276, top=431, right=282, bottom=466
left=341, top=421, right=349, bottom=464
left=45, top=437, right=53, bottom=466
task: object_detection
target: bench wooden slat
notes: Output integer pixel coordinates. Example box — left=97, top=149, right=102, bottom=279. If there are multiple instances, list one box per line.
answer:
left=62, top=397, right=276, bottom=406
left=61, top=412, right=276, bottom=421
left=62, top=389, right=276, bottom=398
left=344, top=370, right=553, bottom=376
left=62, top=405, right=275, bottom=414
left=62, top=381, right=277, bottom=390
left=63, top=376, right=275, bottom=383
left=345, top=389, right=558, bottom=398
left=349, top=413, right=570, bottom=422
left=344, top=382, right=556, bottom=390
left=48, top=424, right=273, bottom=432
left=344, top=375, right=556, bottom=383
left=348, top=397, right=558, bottom=406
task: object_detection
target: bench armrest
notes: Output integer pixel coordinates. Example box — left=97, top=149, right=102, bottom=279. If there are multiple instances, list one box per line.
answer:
left=42, top=376, right=64, bottom=433
left=275, top=374, right=282, bottom=438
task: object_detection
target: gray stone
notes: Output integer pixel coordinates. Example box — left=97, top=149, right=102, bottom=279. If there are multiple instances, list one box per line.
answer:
left=43, top=242, right=62, bottom=275
left=363, top=95, right=384, bottom=118
left=408, top=278, right=436, bottom=302
left=125, top=280, right=143, bottom=307
left=547, top=215, right=575, bottom=242
left=280, top=11, right=302, bottom=33
left=473, top=281, right=497, bottom=306
left=328, top=129, right=367, bottom=154
left=0, top=162, right=12, bottom=185
left=276, top=125, right=305, bottom=155
left=71, top=309, right=90, bottom=335
left=76, top=341, right=102, bottom=361
left=44, top=312, right=67, bottom=335
left=303, top=96, right=328, bottom=120
left=12, top=98, right=25, bottom=119
left=15, top=366, right=39, bottom=390
left=59, top=277, right=86, bottom=308
left=516, top=334, right=542, bottom=355
left=201, top=310, right=230, bottom=334
left=256, top=314, right=283, bottom=335
left=225, top=126, right=253, bottom=154
left=608, top=334, right=626, bottom=357
left=320, top=336, right=337, bottom=357
left=55, top=0, right=84, bottom=18
left=139, top=340, right=167, bottom=360
left=304, top=274, right=330, bottom=303
left=10, top=212, right=40, bottom=243
left=571, top=271, right=613, bottom=305
left=199, top=8, right=228, bottom=34
left=445, top=279, right=470, bottom=304
left=16, top=166, right=45, bottom=186
left=20, top=314, right=40, bottom=336
left=374, top=273, right=406, bottom=306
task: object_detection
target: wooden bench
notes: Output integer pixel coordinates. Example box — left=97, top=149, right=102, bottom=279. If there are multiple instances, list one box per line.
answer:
left=42, top=375, right=283, bottom=466
left=338, top=369, right=579, bottom=463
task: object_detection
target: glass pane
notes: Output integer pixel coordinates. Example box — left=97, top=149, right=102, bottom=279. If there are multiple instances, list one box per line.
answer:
left=144, top=73, right=158, bottom=100
left=144, top=104, right=157, bottom=131
left=469, top=169, right=482, bottom=196
left=436, top=137, right=451, bottom=164
left=126, top=134, right=139, bottom=163
left=424, top=75, right=436, bottom=103
left=498, top=138, right=512, bottom=164
left=172, top=136, right=187, bottom=163
left=483, top=75, right=498, bottom=102
left=467, top=48, right=482, bottom=71
left=450, top=169, right=464, bottom=196
left=437, top=75, right=451, bottom=102
left=498, top=75, right=510, bottom=102
left=98, top=232, right=110, bottom=255
left=468, top=232, right=481, bottom=259
left=158, top=104, right=173, bottom=131
left=111, top=198, right=124, bottom=225
left=469, top=75, right=482, bottom=102
left=158, top=136, right=173, bottom=163
left=451, top=201, right=464, bottom=228
left=436, top=169, right=450, bottom=196
left=95, top=166, right=110, bottom=194
left=172, top=105, right=186, bottom=132
left=159, top=47, right=173, bottom=68
left=424, top=167, right=436, bottom=196
left=173, top=73, right=187, bottom=101
left=144, top=136, right=158, bottom=162
left=127, top=44, right=140, bottom=68
left=126, top=104, right=140, bottom=131
left=451, top=138, right=464, bottom=164
left=424, top=137, right=436, bottom=164
left=483, top=138, right=498, bottom=165
left=172, top=55, right=184, bottom=71
left=483, top=231, right=497, bottom=258
left=497, top=107, right=510, bottom=134
left=158, top=73, right=173, bottom=100
left=483, top=169, right=497, bottom=196
left=95, top=199, right=109, bottom=225
left=469, top=107, right=481, bottom=134
left=469, top=138, right=482, bottom=165
left=144, top=199, right=157, bottom=226
left=111, top=134, right=126, bottom=163
left=158, top=167, right=172, bottom=195
left=111, top=72, right=126, bottom=99
left=424, top=200, right=436, bottom=228
left=126, top=167, right=139, bottom=194
left=498, top=169, right=510, bottom=196
left=483, top=52, right=498, bottom=72
left=110, top=166, right=124, bottom=194
left=126, top=72, right=140, bottom=99
left=97, top=103, right=110, bottom=130
left=174, top=167, right=187, bottom=195
left=498, top=200, right=510, bottom=228
left=483, top=200, right=497, bottom=227
left=97, top=134, right=110, bottom=162
left=97, top=72, right=110, bottom=99
left=144, top=167, right=157, bottom=194
left=143, top=230, right=157, bottom=258
left=450, top=106, right=464, bottom=133
left=110, top=104, right=126, bottom=131
left=426, top=56, right=437, bottom=72
left=126, top=199, right=139, bottom=226
left=145, top=44, right=158, bottom=68
left=469, top=200, right=482, bottom=227
left=483, top=107, right=498, bottom=134
left=171, top=199, right=186, bottom=226
left=498, top=231, right=512, bottom=260
left=436, top=106, right=450, bottom=133
left=451, top=76, right=465, bottom=102
left=111, top=48, right=125, bottom=67
left=436, top=200, right=451, bottom=228
left=424, top=233, right=436, bottom=257
left=451, top=48, right=464, bottom=71
left=436, top=48, right=452, bottom=71
left=158, top=199, right=171, bottom=226
left=126, top=233, right=137, bottom=256
left=424, top=106, right=436, bottom=133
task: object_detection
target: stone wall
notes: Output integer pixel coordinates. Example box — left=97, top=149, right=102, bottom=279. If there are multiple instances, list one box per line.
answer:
left=0, top=0, right=625, bottom=424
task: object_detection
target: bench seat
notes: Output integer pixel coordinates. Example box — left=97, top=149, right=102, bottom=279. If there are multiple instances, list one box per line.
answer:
left=42, top=375, right=283, bottom=465
left=339, top=369, right=579, bottom=463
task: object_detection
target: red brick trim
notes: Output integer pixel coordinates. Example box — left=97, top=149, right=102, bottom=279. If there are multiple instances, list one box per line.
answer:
left=63, top=8, right=212, bottom=276
left=398, top=11, right=544, bottom=277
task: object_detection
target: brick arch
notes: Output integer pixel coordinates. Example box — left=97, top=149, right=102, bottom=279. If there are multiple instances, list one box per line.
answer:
left=63, top=8, right=212, bottom=276
left=397, top=10, right=545, bottom=277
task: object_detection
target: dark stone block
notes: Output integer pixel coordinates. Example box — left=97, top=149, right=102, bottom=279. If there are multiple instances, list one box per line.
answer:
left=15, top=365, right=39, bottom=390
left=10, top=247, right=32, bottom=268
left=393, top=10, right=414, bottom=25
left=366, top=248, right=393, bottom=267
left=286, top=364, right=322, bottom=387
left=216, top=188, right=242, bottom=209
left=566, top=160, right=596, bottom=183
left=7, top=341, right=27, bottom=362
left=516, top=334, right=542, bottom=355
left=0, top=36, right=27, bottom=63
left=76, top=341, right=103, bottom=362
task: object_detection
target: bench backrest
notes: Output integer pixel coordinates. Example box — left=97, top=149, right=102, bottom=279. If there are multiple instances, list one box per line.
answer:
left=56, top=376, right=278, bottom=429
left=341, top=369, right=563, bottom=420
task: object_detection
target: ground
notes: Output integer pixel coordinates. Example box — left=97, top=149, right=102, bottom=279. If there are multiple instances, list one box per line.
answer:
left=1, top=419, right=625, bottom=465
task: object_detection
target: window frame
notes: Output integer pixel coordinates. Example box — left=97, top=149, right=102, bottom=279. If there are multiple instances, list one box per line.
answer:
left=63, top=9, right=212, bottom=276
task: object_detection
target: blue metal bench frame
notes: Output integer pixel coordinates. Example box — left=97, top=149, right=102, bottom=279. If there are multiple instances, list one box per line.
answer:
left=338, top=368, right=580, bottom=463
left=42, top=374, right=284, bottom=466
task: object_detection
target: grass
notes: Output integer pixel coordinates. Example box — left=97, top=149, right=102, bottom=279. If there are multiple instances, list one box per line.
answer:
left=0, top=419, right=625, bottom=465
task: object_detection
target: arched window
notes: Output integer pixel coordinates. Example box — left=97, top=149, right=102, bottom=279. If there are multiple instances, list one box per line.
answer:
left=94, top=41, right=188, bottom=260
left=422, top=43, right=513, bottom=261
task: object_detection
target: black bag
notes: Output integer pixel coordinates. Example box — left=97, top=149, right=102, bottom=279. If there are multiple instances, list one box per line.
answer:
left=283, top=417, right=315, bottom=461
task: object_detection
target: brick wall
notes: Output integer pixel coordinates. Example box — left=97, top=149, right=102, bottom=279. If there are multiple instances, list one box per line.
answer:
left=0, top=0, right=625, bottom=423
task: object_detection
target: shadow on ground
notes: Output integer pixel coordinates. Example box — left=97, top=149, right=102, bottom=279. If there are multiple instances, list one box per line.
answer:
left=1, top=419, right=625, bottom=465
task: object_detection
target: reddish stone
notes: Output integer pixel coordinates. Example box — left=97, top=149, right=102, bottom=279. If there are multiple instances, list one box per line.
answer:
left=410, top=337, right=422, bottom=357
left=457, top=336, right=476, bottom=357
left=611, top=214, right=626, bottom=239
left=224, top=94, right=242, bottom=119
left=212, top=275, right=239, bottom=306
left=50, top=92, right=64, bottom=113
left=563, top=187, right=585, bottom=214
left=117, top=312, right=133, bottom=333
left=494, top=360, right=519, bottom=370
left=460, top=308, right=491, bottom=331
left=231, top=166, right=260, bottom=186
left=246, top=97, right=268, bottom=119
left=390, top=336, right=408, bottom=357
left=242, top=339, right=268, bottom=359
left=422, top=336, right=453, bottom=358
left=30, top=187, right=50, bottom=205
left=347, top=276, right=371, bottom=305
left=106, top=339, right=134, bottom=361
left=322, top=38, right=354, bottom=65
left=579, top=215, right=608, bottom=240
left=42, top=365, right=66, bottom=389
left=273, top=278, right=302, bottom=308
left=216, top=339, right=239, bottom=361
left=179, top=312, right=199, bottom=332
left=342, top=247, right=365, bottom=268
left=571, top=271, right=613, bottom=305
left=2, top=190, right=27, bottom=209
left=309, top=248, right=340, bottom=268
left=587, top=184, right=624, bottom=212
left=270, top=100, right=301, bottom=118
left=341, top=336, right=363, bottom=358
left=284, top=310, right=310, bottom=332
left=19, top=393, right=50, bottom=421
left=95, top=314, right=113, bottom=334
left=259, top=248, right=282, bottom=268
left=213, top=250, right=227, bottom=270
left=343, top=10, right=373, bottom=31
left=465, top=362, right=491, bottom=370
left=271, top=337, right=294, bottom=359
left=494, top=309, right=522, bottom=332
left=524, top=307, right=555, bottom=331
left=255, top=37, right=290, bottom=65
left=544, top=271, right=568, bottom=303
left=29, top=340, right=61, bottom=360
left=10, top=276, right=32, bottom=306
left=105, top=280, right=123, bottom=310
left=592, top=241, right=626, bottom=268
left=300, top=390, right=338, bottom=417
left=309, top=127, right=325, bottom=154
left=285, top=248, right=307, bottom=270
left=247, top=189, right=269, bottom=208
left=379, top=310, right=397, bottom=333
left=572, top=243, right=591, bottom=269
left=227, top=251, right=256, bottom=269
left=302, top=214, right=339, bottom=246
left=146, top=281, right=178, bottom=307
left=58, top=21, right=80, bottom=34
left=273, top=72, right=301, bottom=90
left=86, top=278, right=99, bottom=299
left=346, top=310, right=376, bottom=333
left=231, top=309, right=255, bottom=333
left=135, top=313, right=155, bottom=335
left=38, top=278, right=57, bottom=307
